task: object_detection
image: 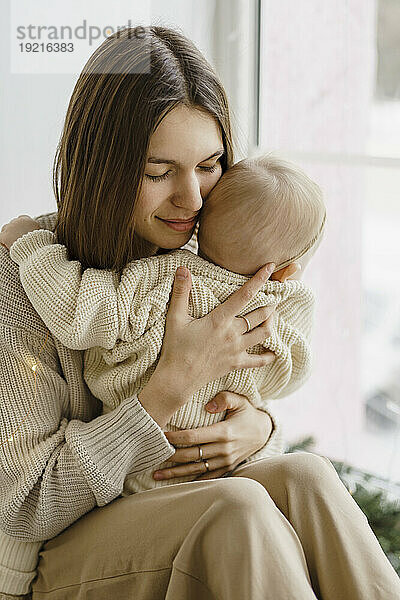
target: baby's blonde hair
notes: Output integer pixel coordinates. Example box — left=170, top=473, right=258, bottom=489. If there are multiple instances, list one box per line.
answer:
left=198, top=153, right=326, bottom=272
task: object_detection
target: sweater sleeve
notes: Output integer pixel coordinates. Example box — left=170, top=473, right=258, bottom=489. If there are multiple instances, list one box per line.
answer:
left=0, top=323, right=175, bottom=543
left=249, top=281, right=315, bottom=401
left=230, top=282, right=314, bottom=465
left=253, top=403, right=285, bottom=455
left=9, top=229, right=132, bottom=351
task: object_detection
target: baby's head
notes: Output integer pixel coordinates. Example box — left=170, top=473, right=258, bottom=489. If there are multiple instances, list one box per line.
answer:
left=197, top=154, right=326, bottom=277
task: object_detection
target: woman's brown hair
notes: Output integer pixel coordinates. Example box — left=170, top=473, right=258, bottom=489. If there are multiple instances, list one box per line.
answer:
left=53, top=26, right=234, bottom=273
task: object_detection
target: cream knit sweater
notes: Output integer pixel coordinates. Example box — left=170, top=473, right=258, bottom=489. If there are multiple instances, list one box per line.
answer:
left=8, top=224, right=315, bottom=496
left=0, top=212, right=286, bottom=598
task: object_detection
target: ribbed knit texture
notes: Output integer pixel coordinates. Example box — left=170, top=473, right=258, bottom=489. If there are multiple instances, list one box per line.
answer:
left=0, top=213, right=173, bottom=595
left=0, top=212, right=286, bottom=596
left=9, top=224, right=315, bottom=494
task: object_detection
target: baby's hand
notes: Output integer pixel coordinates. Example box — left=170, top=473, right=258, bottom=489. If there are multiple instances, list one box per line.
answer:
left=0, top=214, right=42, bottom=251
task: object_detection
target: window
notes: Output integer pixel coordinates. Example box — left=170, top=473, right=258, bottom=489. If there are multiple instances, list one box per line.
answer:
left=251, top=0, right=400, bottom=486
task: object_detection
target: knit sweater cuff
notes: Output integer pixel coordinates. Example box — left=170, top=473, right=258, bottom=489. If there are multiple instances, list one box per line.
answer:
left=9, top=229, right=55, bottom=266
left=65, top=395, right=176, bottom=505
left=260, top=405, right=284, bottom=453
left=244, top=404, right=285, bottom=464
left=0, top=530, right=42, bottom=595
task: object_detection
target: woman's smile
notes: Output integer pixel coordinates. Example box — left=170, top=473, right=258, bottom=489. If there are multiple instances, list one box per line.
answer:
left=156, top=216, right=197, bottom=232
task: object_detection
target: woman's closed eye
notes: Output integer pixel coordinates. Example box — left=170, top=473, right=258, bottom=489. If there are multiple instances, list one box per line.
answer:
left=145, top=163, right=220, bottom=182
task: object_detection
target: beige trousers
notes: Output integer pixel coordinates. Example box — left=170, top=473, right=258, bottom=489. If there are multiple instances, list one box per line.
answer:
left=31, top=452, right=400, bottom=599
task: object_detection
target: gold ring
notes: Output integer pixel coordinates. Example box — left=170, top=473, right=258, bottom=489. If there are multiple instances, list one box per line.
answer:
left=203, top=460, right=210, bottom=472
left=236, top=314, right=251, bottom=333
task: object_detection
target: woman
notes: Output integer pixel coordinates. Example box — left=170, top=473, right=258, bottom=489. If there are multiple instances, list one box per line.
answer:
left=0, top=26, right=398, bottom=600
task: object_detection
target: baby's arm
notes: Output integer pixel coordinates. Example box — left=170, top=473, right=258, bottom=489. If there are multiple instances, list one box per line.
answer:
left=252, top=280, right=315, bottom=400
left=9, top=229, right=134, bottom=350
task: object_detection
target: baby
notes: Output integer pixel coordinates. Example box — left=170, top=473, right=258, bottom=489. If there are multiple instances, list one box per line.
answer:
left=7, top=154, right=326, bottom=495
left=197, top=154, right=325, bottom=278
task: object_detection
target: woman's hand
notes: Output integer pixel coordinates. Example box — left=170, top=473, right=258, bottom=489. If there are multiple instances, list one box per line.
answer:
left=0, top=215, right=42, bottom=251
left=158, top=262, right=278, bottom=402
left=147, top=260, right=301, bottom=425
left=153, top=391, right=272, bottom=481
left=150, top=260, right=302, bottom=478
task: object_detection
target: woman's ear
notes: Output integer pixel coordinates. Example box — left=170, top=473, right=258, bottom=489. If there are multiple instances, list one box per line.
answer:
left=271, top=263, right=302, bottom=282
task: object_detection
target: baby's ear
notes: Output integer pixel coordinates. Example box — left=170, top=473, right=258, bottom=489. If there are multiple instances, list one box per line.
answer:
left=271, top=263, right=301, bottom=282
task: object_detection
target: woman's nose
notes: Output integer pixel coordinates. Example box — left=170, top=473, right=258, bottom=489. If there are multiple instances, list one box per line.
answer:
left=172, top=175, right=204, bottom=213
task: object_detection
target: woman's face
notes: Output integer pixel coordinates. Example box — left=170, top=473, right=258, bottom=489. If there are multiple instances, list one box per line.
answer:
left=133, top=103, right=225, bottom=254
